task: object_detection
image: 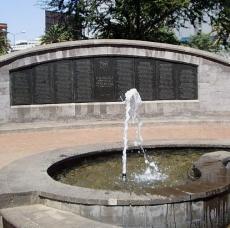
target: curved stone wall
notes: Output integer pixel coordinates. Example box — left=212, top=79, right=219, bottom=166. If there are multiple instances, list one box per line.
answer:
left=0, top=39, right=230, bottom=123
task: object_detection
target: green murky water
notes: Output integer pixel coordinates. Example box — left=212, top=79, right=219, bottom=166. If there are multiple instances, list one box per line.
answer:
left=54, top=148, right=209, bottom=194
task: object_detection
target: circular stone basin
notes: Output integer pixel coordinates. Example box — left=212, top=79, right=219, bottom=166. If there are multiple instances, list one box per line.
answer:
left=52, top=148, right=206, bottom=195
left=1, top=144, right=230, bottom=227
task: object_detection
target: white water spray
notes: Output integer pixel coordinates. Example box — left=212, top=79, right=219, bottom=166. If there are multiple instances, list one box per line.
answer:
left=122, top=88, right=167, bottom=182
left=122, top=88, right=142, bottom=180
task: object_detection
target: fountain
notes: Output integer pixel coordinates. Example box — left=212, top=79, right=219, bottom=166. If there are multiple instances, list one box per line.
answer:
left=1, top=91, right=230, bottom=227
left=122, top=88, right=142, bottom=180
left=52, top=89, right=207, bottom=195
left=122, top=88, right=166, bottom=182
left=40, top=88, right=230, bottom=227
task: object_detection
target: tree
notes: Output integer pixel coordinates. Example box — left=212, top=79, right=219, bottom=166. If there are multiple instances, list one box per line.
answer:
left=0, top=33, right=9, bottom=55
left=39, top=0, right=230, bottom=45
left=183, top=0, right=230, bottom=46
left=188, top=33, right=220, bottom=52
left=87, top=0, right=186, bottom=43
left=40, top=24, right=73, bottom=44
left=40, top=0, right=89, bottom=40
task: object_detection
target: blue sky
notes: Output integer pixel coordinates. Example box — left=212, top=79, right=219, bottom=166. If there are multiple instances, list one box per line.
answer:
left=0, top=0, right=45, bottom=43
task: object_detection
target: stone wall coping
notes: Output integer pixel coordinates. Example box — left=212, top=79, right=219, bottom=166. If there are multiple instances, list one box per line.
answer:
left=0, top=39, right=229, bottom=67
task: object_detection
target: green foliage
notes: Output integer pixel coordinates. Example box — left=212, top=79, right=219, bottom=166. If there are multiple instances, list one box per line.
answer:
left=212, top=3, right=230, bottom=47
left=183, top=0, right=230, bottom=46
left=87, top=0, right=186, bottom=43
left=188, top=33, right=220, bottom=52
left=140, top=27, right=180, bottom=44
left=41, top=24, right=73, bottom=44
left=39, top=0, right=230, bottom=45
left=0, top=34, right=9, bottom=55
left=40, top=0, right=88, bottom=40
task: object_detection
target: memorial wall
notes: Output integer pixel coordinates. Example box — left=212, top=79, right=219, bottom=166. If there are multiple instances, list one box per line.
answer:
left=0, top=39, right=229, bottom=123
left=10, top=56, right=197, bottom=105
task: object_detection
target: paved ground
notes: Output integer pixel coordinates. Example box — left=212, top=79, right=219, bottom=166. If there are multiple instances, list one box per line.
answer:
left=1, top=119, right=230, bottom=169
left=1, top=204, right=119, bottom=228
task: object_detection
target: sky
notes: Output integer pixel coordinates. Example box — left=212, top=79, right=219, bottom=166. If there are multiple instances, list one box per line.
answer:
left=0, top=0, right=45, bottom=44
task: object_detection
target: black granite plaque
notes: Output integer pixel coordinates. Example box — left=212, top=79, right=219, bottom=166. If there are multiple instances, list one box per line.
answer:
left=11, top=69, right=31, bottom=105
left=10, top=56, right=198, bottom=105
left=54, top=60, right=73, bottom=103
left=177, top=65, right=197, bottom=99
left=74, top=59, right=93, bottom=102
left=94, top=58, right=114, bottom=101
left=136, top=59, right=155, bottom=100
left=116, top=58, right=134, bottom=100
left=157, top=61, right=175, bottom=100
left=33, top=63, right=54, bottom=104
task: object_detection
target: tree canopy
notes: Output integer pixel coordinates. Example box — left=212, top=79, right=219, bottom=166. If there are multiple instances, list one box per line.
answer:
left=187, top=33, right=221, bottom=52
left=0, top=33, right=9, bottom=55
left=183, top=0, right=230, bottom=46
left=39, top=0, right=230, bottom=46
left=41, top=24, right=73, bottom=44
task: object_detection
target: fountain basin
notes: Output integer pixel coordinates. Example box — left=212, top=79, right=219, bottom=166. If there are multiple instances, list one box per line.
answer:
left=51, top=148, right=206, bottom=194
left=0, top=143, right=230, bottom=227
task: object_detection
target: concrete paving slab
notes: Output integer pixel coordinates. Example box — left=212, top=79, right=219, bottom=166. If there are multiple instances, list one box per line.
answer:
left=1, top=120, right=230, bottom=169
left=0, top=204, right=120, bottom=228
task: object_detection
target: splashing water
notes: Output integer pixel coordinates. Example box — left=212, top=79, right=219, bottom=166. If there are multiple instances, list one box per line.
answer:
left=122, top=88, right=141, bottom=179
left=122, top=88, right=167, bottom=182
